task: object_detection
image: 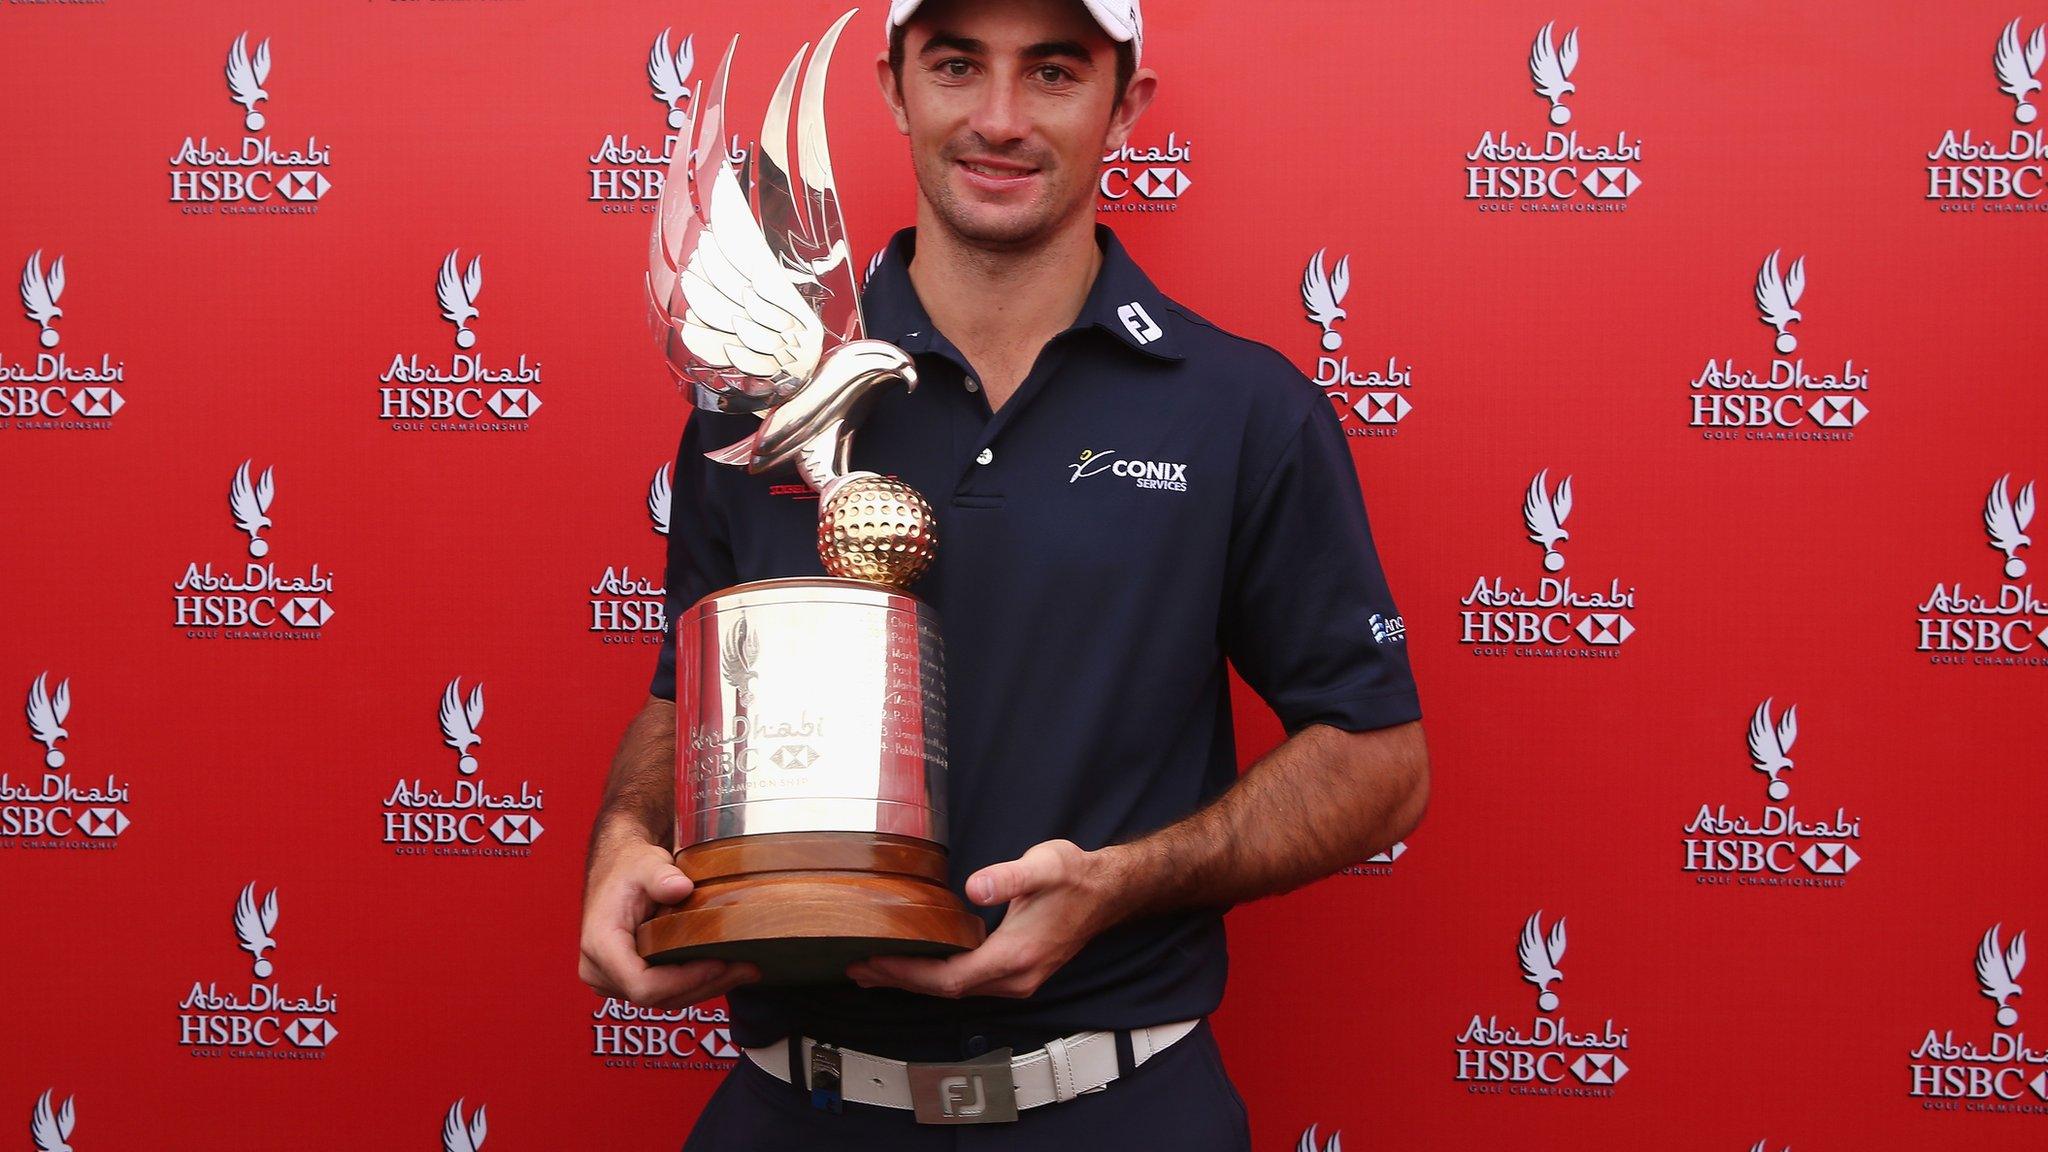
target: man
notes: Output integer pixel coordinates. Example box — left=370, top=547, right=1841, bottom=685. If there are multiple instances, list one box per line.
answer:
left=580, top=1, right=1428, bottom=1146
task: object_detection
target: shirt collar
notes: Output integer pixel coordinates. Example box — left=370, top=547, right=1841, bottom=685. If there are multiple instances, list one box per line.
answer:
left=860, top=224, right=1184, bottom=363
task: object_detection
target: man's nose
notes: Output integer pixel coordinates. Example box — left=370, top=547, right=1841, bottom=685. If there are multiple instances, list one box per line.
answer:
left=966, top=77, right=1030, bottom=146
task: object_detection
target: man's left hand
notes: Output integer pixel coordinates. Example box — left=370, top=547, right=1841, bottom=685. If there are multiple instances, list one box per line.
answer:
left=847, top=838, right=1130, bottom=999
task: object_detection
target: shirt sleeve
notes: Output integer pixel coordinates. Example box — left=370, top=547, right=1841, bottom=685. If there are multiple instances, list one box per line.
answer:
left=648, top=411, right=738, bottom=702
left=1221, top=394, right=1422, bottom=734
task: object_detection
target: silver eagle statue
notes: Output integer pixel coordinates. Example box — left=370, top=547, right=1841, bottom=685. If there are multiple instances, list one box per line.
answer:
left=647, top=9, right=918, bottom=504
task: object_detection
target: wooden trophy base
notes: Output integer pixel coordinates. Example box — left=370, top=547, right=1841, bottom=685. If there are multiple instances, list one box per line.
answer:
left=636, top=831, right=987, bottom=985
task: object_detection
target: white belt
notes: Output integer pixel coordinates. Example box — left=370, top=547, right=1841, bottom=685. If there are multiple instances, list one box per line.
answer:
left=743, top=1018, right=1201, bottom=1121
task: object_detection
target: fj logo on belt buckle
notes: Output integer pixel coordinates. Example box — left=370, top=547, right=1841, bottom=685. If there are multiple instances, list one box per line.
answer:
left=906, top=1049, right=1019, bottom=1125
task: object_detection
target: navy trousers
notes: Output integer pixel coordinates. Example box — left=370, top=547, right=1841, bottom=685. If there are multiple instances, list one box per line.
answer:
left=679, top=1020, right=1252, bottom=1150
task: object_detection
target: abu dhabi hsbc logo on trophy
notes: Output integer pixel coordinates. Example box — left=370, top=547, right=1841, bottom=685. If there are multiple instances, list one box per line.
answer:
left=377, top=250, right=542, bottom=430
left=2, top=251, right=129, bottom=431
left=1917, top=473, right=2047, bottom=666
left=2, top=672, right=131, bottom=850
left=169, top=33, right=334, bottom=214
left=173, top=460, right=336, bottom=638
left=1300, top=249, right=1413, bottom=437
left=592, top=999, right=738, bottom=1070
left=1466, top=22, right=1642, bottom=212
left=1909, top=923, right=2048, bottom=1111
left=1100, top=131, right=1192, bottom=213
left=1455, top=911, right=1633, bottom=1096
left=1682, top=699, right=1865, bottom=887
left=1926, top=19, right=2048, bottom=210
left=177, top=882, right=340, bottom=1059
left=589, top=465, right=671, bottom=643
left=1460, top=470, right=1638, bottom=658
left=1689, top=250, right=1871, bottom=440
left=382, top=677, right=545, bottom=857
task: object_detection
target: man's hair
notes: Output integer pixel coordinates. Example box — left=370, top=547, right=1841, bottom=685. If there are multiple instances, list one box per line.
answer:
left=887, top=23, right=1137, bottom=112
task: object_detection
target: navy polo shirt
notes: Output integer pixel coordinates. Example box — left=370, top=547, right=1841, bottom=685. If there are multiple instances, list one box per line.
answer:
left=649, top=225, right=1420, bottom=1057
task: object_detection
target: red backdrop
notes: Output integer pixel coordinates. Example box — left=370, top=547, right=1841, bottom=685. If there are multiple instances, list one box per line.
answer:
left=3, top=1, right=2045, bottom=1148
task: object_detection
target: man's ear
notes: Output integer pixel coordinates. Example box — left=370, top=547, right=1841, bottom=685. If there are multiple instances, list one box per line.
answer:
left=876, top=51, right=911, bottom=136
left=1103, top=68, right=1158, bottom=154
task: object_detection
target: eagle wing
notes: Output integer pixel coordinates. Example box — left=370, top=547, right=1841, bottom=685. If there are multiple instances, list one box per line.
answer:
left=1996, top=20, right=2047, bottom=99
left=20, top=251, right=62, bottom=326
left=1300, top=249, right=1347, bottom=329
left=436, top=252, right=479, bottom=327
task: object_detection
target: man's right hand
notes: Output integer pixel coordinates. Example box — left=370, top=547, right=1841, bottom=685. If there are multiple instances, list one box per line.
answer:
left=578, top=826, right=761, bottom=1009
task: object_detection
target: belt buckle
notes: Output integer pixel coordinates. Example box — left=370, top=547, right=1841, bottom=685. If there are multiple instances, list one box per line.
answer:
left=905, top=1049, right=1019, bottom=1125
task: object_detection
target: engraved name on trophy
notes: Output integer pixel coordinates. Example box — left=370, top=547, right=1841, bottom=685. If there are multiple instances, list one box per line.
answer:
left=634, top=10, right=985, bottom=984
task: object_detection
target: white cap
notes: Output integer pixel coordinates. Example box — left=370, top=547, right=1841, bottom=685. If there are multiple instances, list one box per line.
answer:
left=888, top=0, right=1143, bottom=66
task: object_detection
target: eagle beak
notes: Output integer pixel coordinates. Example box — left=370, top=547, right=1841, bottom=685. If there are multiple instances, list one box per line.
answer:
left=899, top=360, right=919, bottom=395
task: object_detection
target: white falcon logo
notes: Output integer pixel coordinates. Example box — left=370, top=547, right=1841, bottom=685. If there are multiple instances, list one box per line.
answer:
left=440, top=678, right=485, bottom=776
left=1518, top=911, right=1567, bottom=1012
left=26, top=672, right=71, bottom=770
left=1523, top=469, right=1573, bottom=572
left=442, top=1099, right=488, bottom=1152
left=225, top=32, right=272, bottom=132
left=1529, top=22, right=1580, bottom=125
left=648, top=28, right=697, bottom=131
left=1300, top=249, right=1350, bottom=353
left=1296, top=1124, right=1341, bottom=1152
left=235, top=882, right=280, bottom=978
left=20, top=250, right=64, bottom=349
left=1996, top=18, right=2047, bottom=124
left=721, top=616, right=760, bottom=707
left=648, top=462, right=673, bottom=536
left=230, top=459, right=276, bottom=558
left=31, top=1090, right=74, bottom=1152
left=1754, top=250, right=1806, bottom=355
left=1984, top=473, right=2036, bottom=579
left=1749, top=1143, right=1790, bottom=1152
left=1747, top=698, right=1798, bottom=801
left=1978, top=923, right=2027, bottom=1027
left=436, top=251, right=483, bottom=350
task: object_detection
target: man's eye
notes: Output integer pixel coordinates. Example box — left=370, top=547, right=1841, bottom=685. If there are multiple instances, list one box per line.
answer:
left=938, top=59, right=973, bottom=78
left=1035, top=65, right=1072, bottom=84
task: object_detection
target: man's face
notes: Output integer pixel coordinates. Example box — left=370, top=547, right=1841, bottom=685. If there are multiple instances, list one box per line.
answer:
left=882, top=0, right=1149, bottom=249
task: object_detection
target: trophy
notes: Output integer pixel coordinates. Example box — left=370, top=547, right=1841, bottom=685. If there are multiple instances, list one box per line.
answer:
left=633, top=10, right=985, bottom=984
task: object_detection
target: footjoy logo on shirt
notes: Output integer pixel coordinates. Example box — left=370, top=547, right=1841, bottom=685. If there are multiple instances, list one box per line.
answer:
left=1066, top=448, right=1187, bottom=492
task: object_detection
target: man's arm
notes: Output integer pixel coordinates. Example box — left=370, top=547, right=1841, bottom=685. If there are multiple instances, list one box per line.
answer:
left=578, top=696, right=760, bottom=1008
left=848, top=719, right=1428, bottom=999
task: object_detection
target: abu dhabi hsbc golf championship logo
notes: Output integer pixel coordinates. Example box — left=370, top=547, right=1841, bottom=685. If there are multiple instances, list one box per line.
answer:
left=1300, top=249, right=1413, bottom=437
left=1460, top=469, right=1638, bottom=656
left=1689, top=250, right=1872, bottom=440
left=589, top=465, right=672, bottom=643
left=1926, top=19, right=2048, bottom=208
left=169, top=32, right=334, bottom=213
left=1466, top=22, right=1642, bottom=211
left=381, top=677, right=545, bottom=856
left=2, top=251, right=129, bottom=430
left=1456, top=911, right=1633, bottom=1096
left=592, top=998, right=738, bottom=1070
left=172, top=460, right=335, bottom=637
left=1682, top=699, right=1865, bottom=886
left=3, top=671, right=131, bottom=848
left=377, top=250, right=542, bottom=430
left=1910, top=923, right=2048, bottom=1108
left=1917, top=473, right=2046, bottom=665
left=1100, top=131, right=1192, bottom=213
left=177, top=882, right=340, bottom=1057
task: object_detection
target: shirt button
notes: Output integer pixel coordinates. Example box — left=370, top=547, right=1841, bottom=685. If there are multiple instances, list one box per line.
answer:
left=963, top=377, right=980, bottom=393
left=976, top=448, right=994, bottom=465
left=964, top=1035, right=989, bottom=1057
